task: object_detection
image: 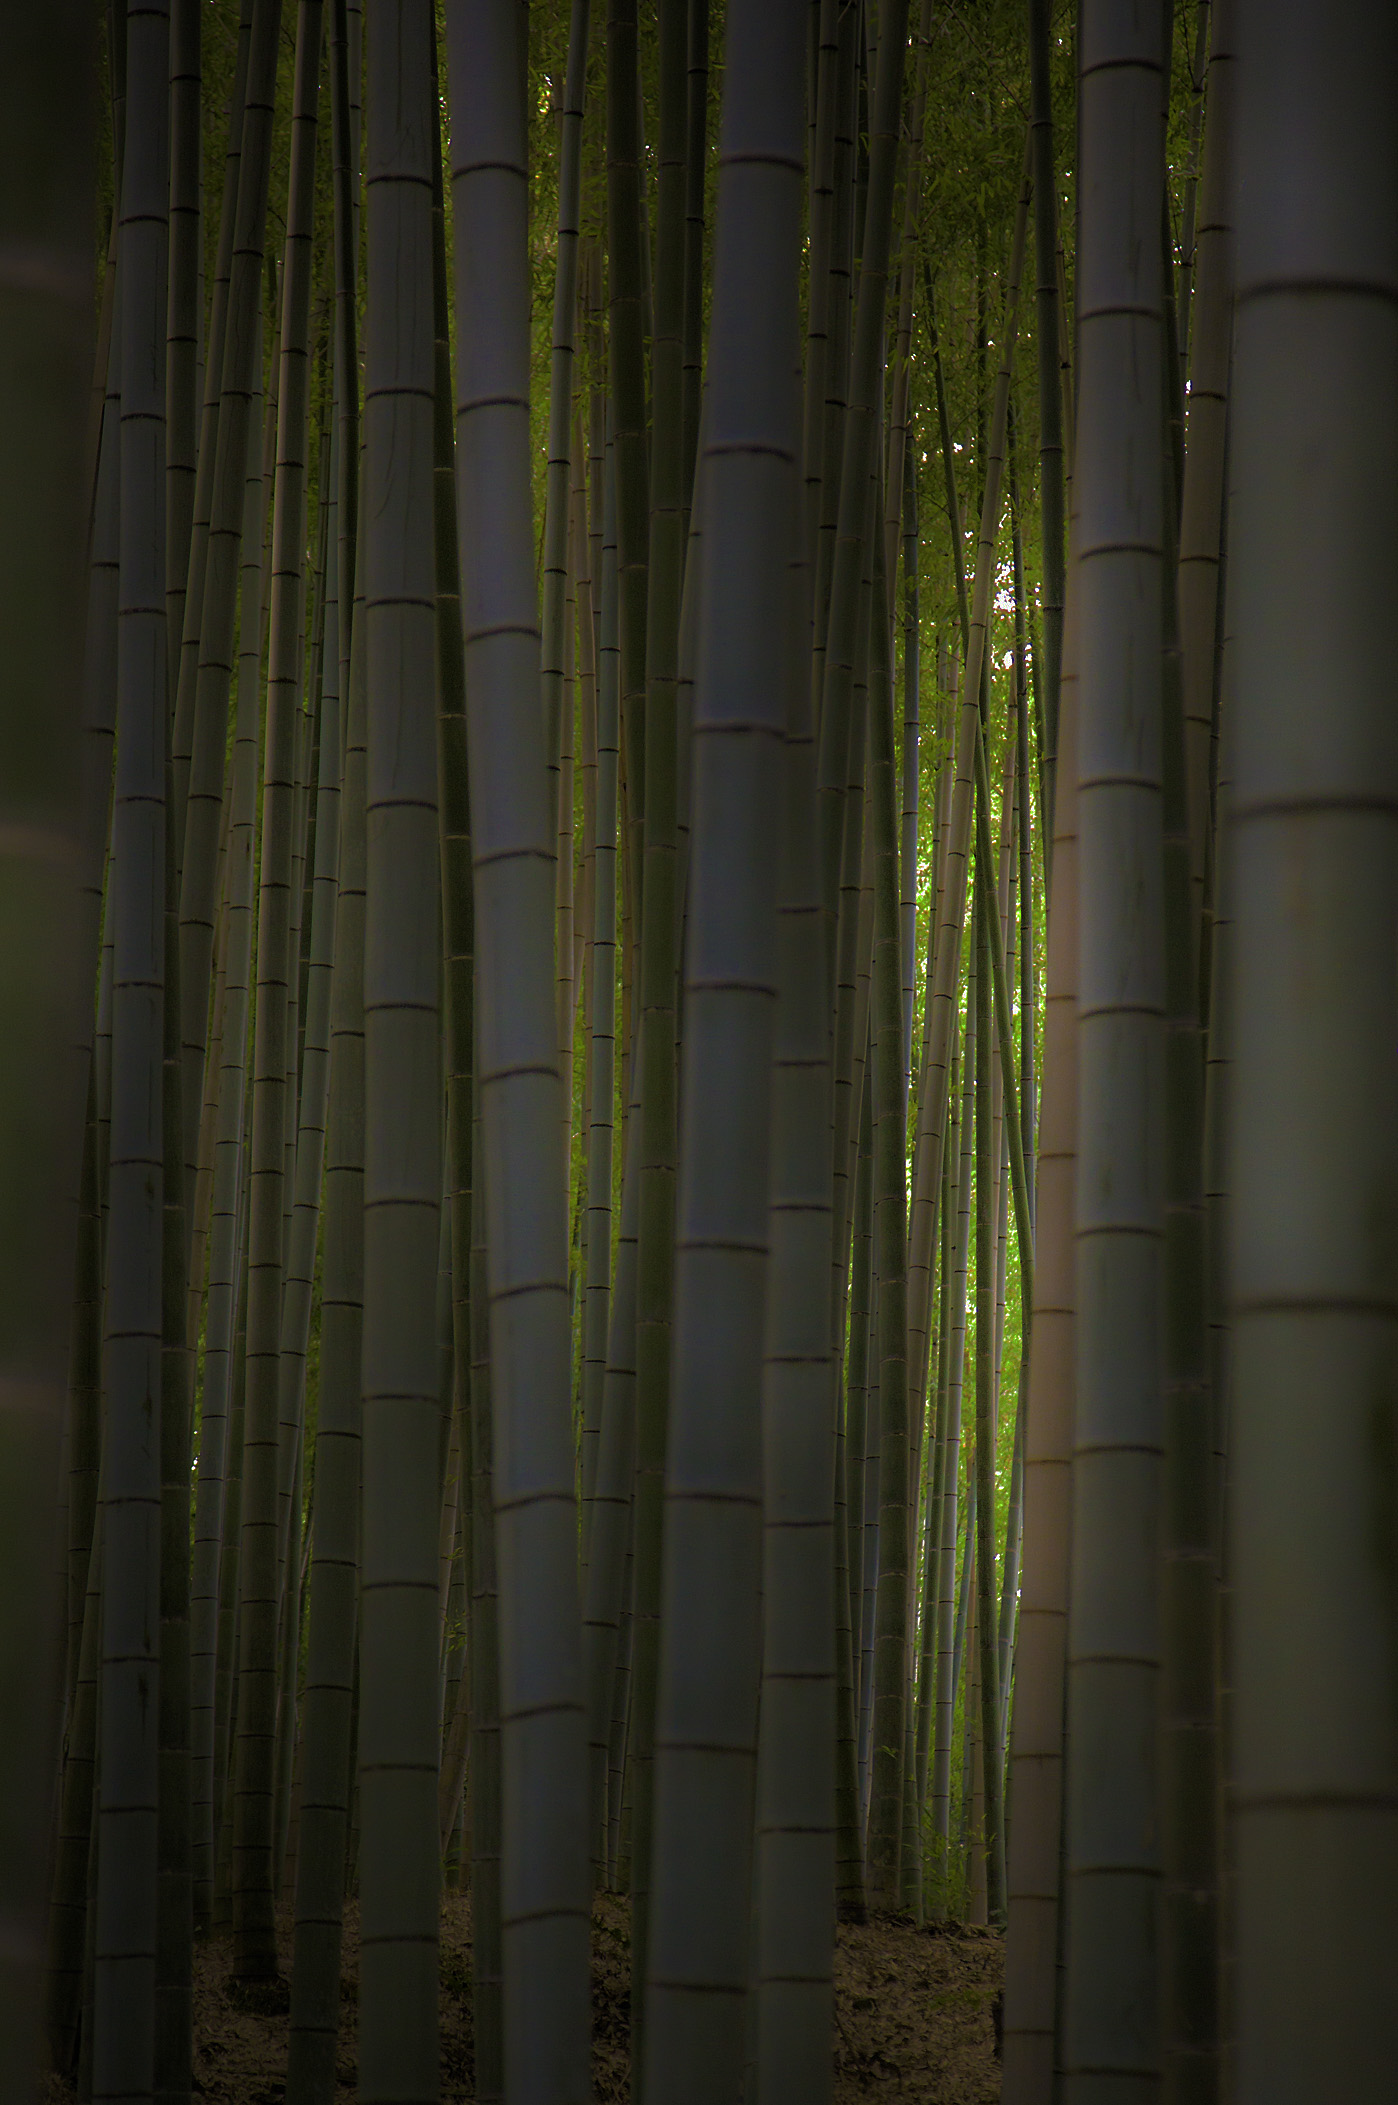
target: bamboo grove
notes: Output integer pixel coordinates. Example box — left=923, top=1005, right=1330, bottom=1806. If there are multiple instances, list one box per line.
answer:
left=1, top=1, right=1393, bottom=2101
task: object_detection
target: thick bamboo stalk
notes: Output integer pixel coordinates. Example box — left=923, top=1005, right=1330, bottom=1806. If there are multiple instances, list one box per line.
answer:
left=1062, top=8, right=1168, bottom=2090
left=358, top=5, right=443, bottom=2093
left=1228, top=9, right=1398, bottom=2095
left=643, top=13, right=803, bottom=2092
left=0, top=9, right=96, bottom=2093
left=447, top=8, right=593, bottom=2097
left=756, top=293, right=836, bottom=2100
left=94, top=8, right=169, bottom=2094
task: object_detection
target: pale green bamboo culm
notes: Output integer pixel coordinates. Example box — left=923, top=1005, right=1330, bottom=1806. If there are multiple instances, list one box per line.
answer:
left=643, top=5, right=805, bottom=2096
left=447, top=4, right=593, bottom=2099
left=0, top=6, right=95, bottom=2095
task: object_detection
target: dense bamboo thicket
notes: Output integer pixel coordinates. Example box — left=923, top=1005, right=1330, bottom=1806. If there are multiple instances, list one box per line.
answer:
left=3, top=3, right=1394, bottom=2102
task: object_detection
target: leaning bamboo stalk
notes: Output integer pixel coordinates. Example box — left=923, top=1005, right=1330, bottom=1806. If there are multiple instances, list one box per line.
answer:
left=175, top=0, right=282, bottom=1220
left=190, top=276, right=269, bottom=1933
left=283, top=34, right=362, bottom=2056
left=972, top=872, right=1006, bottom=1923
left=447, top=7, right=592, bottom=2096
left=541, top=0, right=590, bottom=1186
left=907, top=166, right=1030, bottom=1435
left=285, top=512, right=364, bottom=2105
left=169, top=0, right=253, bottom=841
left=881, top=0, right=934, bottom=595
left=814, top=0, right=910, bottom=946
left=230, top=0, right=320, bottom=1984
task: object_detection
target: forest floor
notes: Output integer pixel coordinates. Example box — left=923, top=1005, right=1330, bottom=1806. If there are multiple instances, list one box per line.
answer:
left=50, top=1895, right=1004, bottom=2102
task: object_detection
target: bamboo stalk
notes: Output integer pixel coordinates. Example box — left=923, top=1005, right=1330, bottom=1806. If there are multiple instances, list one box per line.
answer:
left=644, top=15, right=804, bottom=2087
left=94, top=8, right=170, bottom=2090
left=447, top=8, right=592, bottom=2095
left=1227, top=8, right=1398, bottom=2093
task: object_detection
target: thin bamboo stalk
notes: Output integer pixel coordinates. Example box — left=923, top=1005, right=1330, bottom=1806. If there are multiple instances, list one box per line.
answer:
left=628, top=3, right=689, bottom=2053
left=176, top=0, right=283, bottom=1225
left=285, top=521, right=365, bottom=2105
left=165, top=0, right=201, bottom=679
left=1177, top=0, right=1235, bottom=973
left=930, top=963, right=975, bottom=1899
left=1028, top=0, right=1066, bottom=815
left=231, top=0, right=320, bottom=1982
left=169, top=0, right=253, bottom=847
left=907, top=168, right=1030, bottom=1447
left=191, top=258, right=269, bottom=1937
left=868, top=517, right=913, bottom=1906
left=972, top=876, right=1006, bottom=1922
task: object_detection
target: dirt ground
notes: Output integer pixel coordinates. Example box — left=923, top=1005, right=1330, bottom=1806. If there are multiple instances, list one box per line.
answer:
left=54, top=1896, right=1003, bottom=2103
